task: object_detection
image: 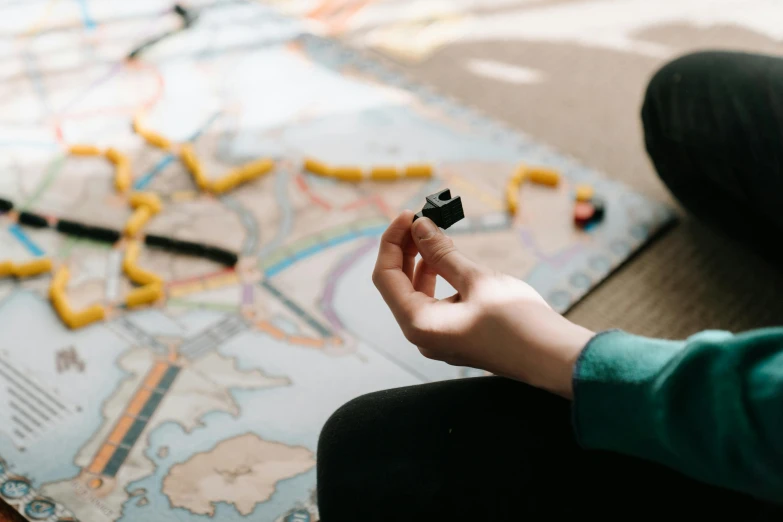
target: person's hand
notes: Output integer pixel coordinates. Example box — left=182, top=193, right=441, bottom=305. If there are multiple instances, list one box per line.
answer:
left=372, top=211, right=595, bottom=399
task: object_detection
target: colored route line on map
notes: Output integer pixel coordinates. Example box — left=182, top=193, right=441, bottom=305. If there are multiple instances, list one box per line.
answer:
left=342, top=194, right=392, bottom=217
left=21, top=155, right=66, bottom=210
left=260, top=218, right=387, bottom=278
left=257, top=169, right=294, bottom=258
left=260, top=280, right=334, bottom=340
left=134, top=156, right=175, bottom=190
left=166, top=268, right=238, bottom=298
left=221, top=194, right=260, bottom=255
left=21, top=49, right=51, bottom=118
left=168, top=299, right=239, bottom=312
left=56, top=61, right=165, bottom=123
left=255, top=320, right=330, bottom=348
left=115, top=317, right=168, bottom=353
left=320, top=237, right=377, bottom=330
left=7, top=225, right=44, bottom=257
left=105, top=249, right=122, bottom=301
left=296, top=173, right=394, bottom=217
left=60, top=63, right=123, bottom=114
left=243, top=284, right=254, bottom=306
left=296, top=174, right=394, bottom=218
left=133, top=112, right=221, bottom=190
left=179, top=315, right=247, bottom=359
left=75, top=0, right=96, bottom=30
left=295, top=174, right=331, bottom=210
left=87, top=361, right=180, bottom=479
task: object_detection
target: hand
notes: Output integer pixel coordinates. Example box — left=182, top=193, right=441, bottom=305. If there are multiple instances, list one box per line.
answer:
left=372, top=211, right=595, bottom=399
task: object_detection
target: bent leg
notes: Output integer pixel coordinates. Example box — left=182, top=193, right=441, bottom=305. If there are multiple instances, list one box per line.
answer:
left=317, top=377, right=777, bottom=521
left=642, top=51, right=783, bottom=260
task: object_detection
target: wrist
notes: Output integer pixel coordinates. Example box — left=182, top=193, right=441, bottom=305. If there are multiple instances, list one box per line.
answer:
left=520, top=312, right=594, bottom=399
left=545, top=320, right=594, bottom=399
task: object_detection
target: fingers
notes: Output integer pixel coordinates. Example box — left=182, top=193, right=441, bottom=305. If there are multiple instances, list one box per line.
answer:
left=411, top=217, right=483, bottom=294
left=413, top=259, right=437, bottom=297
left=401, top=230, right=418, bottom=282
left=373, top=211, right=434, bottom=323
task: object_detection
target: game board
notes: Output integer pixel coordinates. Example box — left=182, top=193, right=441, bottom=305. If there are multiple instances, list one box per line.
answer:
left=0, top=2, right=673, bottom=521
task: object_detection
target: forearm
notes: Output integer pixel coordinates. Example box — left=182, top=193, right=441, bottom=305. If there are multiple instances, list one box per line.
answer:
left=573, top=328, right=783, bottom=504
left=483, top=302, right=593, bottom=398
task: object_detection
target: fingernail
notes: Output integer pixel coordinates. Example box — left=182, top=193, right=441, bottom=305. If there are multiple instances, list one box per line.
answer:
left=413, top=217, right=438, bottom=240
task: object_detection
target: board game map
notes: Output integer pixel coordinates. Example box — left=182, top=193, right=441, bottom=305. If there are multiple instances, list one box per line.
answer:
left=0, top=1, right=673, bottom=521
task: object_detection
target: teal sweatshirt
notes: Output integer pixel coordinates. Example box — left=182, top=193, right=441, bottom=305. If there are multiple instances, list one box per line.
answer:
left=573, top=328, right=783, bottom=505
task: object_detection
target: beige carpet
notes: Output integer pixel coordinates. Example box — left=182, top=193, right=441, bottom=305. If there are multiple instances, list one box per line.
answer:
left=290, top=0, right=783, bottom=339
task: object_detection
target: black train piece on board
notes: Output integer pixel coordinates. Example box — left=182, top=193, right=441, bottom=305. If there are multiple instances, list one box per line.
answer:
left=590, top=196, right=606, bottom=224
left=413, top=188, right=465, bottom=230
left=18, top=211, right=49, bottom=228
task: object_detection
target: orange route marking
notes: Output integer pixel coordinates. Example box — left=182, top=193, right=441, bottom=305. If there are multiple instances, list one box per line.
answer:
left=288, top=336, right=325, bottom=348
left=296, top=174, right=332, bottom=210
left=87, top=444, right=115, bottom=475
left=341, top=196, right=375, bottom=211
left=205, top=272, right=239, bottom=289
left=167, top=282, right=203, bottom=298
left=299, top=172, right=393, bottom=217
left=86, top=360, right=172, bottom=476
left=167, top=270, right=239, bottom=298
left=370, top=194, right=393, bottom=218
left=256, top=321, right=286, bottom=340
left=341, top=194, right=393, bottom=219
left=108, top=416, right=135, bottom=445
left=167, top=268, right=235, bottom=288
left=254, top=321, right=330, bottom=347
left=142, top=361, right=169, bottom=390
left=126, top=388, right=152, bottom=417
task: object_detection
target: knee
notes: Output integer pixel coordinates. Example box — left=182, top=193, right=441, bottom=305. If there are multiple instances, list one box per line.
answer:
left=642, top=51, right=715, bottom=138
left=642, top=51, right=754, bottom=141
left=318, top=393, right=370, bottom=466
left=317, top=391, right=388, bottom=517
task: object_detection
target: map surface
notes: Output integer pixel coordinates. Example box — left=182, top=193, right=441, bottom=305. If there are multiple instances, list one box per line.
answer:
left=0, top=1, right=672, bottom=521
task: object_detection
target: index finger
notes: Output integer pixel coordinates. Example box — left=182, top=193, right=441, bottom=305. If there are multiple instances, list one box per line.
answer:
left=373, top=211, right=433, bottom=322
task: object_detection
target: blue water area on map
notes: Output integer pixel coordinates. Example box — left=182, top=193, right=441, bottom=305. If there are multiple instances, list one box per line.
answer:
left=119, top=315, right=419, bottom=522
left=0, top=292, right=132, bottom=487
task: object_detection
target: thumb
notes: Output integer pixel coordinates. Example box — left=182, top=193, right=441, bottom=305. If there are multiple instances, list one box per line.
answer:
left=411, top=217, right=482, bottom=294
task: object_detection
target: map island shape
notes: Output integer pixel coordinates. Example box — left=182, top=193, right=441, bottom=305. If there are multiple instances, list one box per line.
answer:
left=162, top=433, right=316, bottom=516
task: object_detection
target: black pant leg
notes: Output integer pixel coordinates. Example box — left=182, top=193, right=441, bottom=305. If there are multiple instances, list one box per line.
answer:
left=642, top=51, right=783, bottom=262
left=317, top=377, right=779, bottom=521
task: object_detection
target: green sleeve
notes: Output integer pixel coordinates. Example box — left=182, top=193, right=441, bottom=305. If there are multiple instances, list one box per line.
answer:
left=573, top=328, right=783, bottom=504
